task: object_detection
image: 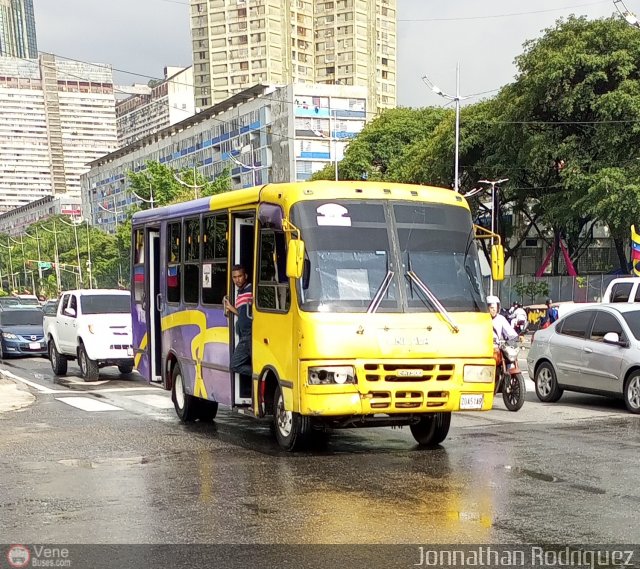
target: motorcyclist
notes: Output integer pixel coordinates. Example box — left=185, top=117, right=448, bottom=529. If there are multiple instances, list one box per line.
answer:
left=487, top=295, right=518, bottom=346
left=510, top=302, right=528, bottom=336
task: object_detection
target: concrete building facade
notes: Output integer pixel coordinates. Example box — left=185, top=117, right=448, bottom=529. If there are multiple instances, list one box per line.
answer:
left=82, top=83, right=367, bottom=233
left=116, top=66, right=196, bottom=148
left=0, top=194, right=81, bottom=236
left=0, top=54, right=118, bottom=211
left=190, top=0, right=395, bottom=114
left=0, top=0, right=37, bottom=59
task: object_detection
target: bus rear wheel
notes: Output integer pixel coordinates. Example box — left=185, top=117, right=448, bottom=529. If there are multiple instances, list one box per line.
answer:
left=410, top=412, right=451, bottom=447
left=172, top=363, right=198, bottom=422
left=273, top=384, right=310, bottom=451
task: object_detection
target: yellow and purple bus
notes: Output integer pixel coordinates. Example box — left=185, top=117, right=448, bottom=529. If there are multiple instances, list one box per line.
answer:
left=131, top=181, right=502, bottom=450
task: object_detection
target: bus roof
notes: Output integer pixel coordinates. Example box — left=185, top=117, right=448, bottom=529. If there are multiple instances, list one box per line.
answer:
left=132, top=181, right=469, bottom=224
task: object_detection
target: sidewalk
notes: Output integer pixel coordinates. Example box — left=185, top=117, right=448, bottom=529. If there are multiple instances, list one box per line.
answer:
left=0, top=375, right=35, bottom=414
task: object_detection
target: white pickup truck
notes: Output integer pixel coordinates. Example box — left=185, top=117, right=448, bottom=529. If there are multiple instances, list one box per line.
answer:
left=43, top=289, right=134, bottom=381
left=557, top=277, right=640, bottom=319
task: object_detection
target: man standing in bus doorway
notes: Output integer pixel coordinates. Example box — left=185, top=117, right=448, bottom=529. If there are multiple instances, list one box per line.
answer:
left=224, top=265, right=253, bottom=387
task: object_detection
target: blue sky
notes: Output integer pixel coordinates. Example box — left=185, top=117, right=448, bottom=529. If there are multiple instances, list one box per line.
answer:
left=34, top=0, right=619, bottom=107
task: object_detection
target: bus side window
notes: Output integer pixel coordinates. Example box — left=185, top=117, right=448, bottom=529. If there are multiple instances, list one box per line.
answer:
left=202, top=214, right=228, bottom=305
left=257, top=229, right=290, bottom=312
left=183, top=217, right=200, bottom=305
left=167, top=222, right=181, bottom=303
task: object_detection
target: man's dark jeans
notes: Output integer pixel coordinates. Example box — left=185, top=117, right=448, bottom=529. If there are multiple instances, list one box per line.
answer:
left=231, top=334, right=252, bottom=377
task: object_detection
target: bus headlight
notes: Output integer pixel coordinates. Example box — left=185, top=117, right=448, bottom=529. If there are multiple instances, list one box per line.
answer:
left=308, top=366, right=356, bottom=385
left=464, top=365, right=494, bottom=383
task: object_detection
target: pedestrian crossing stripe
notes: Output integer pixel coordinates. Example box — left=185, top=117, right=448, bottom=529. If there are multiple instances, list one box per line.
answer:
left=55, top=397, right=123, bottom=412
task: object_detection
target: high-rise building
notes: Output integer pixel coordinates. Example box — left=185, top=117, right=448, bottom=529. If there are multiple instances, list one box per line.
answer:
left=116, top=66, right=196, bottom=148
left=0, top=0, right=38, bottom=59
left=0, top=54, right=118, bottom=211
left=190, top=0, right=396, bottom=114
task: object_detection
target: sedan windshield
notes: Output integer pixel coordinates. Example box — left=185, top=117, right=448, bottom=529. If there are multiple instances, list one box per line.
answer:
left=0, top=309, right=43, bottom=326
left=291, top=199, right=485, bottom=313
left=81, top=294, right=130, bottom=315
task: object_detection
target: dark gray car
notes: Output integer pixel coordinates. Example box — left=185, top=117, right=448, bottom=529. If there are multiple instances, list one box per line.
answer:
left=527, top=304, right=640, bottom=413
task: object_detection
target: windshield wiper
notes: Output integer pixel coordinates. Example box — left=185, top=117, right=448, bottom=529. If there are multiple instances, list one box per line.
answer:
left=367, top=270, right=395, bottom=314
left=405, top=271, right=460, bottom=333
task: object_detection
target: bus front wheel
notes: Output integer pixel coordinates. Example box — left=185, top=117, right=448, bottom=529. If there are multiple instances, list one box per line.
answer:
left=172, top=363, right=198, bottom=422
left=273, top=384, right=310, bottom=451
left=410, top=412, right=451, bottom=447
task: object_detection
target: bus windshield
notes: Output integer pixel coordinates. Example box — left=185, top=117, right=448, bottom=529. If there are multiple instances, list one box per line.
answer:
left=291, top=200, right=485, bottom=313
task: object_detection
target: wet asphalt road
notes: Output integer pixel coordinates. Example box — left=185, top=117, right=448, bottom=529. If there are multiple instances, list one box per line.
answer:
left=1, top=354, right=639, bottom=551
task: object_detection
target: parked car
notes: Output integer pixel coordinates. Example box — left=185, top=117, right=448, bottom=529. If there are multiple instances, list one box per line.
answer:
left=42, top=298, right=59, bottom=317
left=527, top=304, right=640, bottom=413
left=0, top=308, right=47, bottom=358
left=0, top=297, right=21, bottom=311
left=16, top=294, right=41, bottom=307
left=43, top=289, right=134, bottom=381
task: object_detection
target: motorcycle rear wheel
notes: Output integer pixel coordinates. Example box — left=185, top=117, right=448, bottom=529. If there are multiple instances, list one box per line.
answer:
left=502, top=372, right=525, bottom=411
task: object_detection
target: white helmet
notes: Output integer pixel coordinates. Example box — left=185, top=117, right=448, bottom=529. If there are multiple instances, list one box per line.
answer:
left=486, top=295, right=501, bottom=306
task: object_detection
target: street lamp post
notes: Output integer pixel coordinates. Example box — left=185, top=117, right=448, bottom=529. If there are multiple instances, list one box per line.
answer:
left=229, top=145, right=261, bottom=187
left=614, top=0, right=640, bottom=26
left=0, top=239, right=16, bottom=291
left=40, top=222, right=62, bottom=294
left=24, top=228, right=44, bottom=295
left=86, top=220, right=93, bottom=290
left=422, top=63, right=469, bottom=192
left=479, top=178, right=509, bottom=295
left=97, top=198, right=122, bottom=285
left=58, top=217, right=83, bottom=288
left=174, top=163, right=206, bottom=199
left=129, top=184, right=155, bottom=209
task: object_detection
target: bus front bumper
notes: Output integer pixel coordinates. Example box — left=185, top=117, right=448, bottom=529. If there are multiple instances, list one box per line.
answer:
left=299, top=360, right=495, bottom=417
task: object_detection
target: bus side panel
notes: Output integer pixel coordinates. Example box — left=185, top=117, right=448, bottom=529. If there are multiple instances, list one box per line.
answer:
left=132, top=302, right=151, bottom=381
left=162, top=305, right=232, bottom=406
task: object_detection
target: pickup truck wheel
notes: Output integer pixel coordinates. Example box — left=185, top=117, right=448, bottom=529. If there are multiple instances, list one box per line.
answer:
left=118, top=364, right=133, bottom=375
left=49, top=340, right=67, bottom=376
left=78, top=344, right=99, bottom=382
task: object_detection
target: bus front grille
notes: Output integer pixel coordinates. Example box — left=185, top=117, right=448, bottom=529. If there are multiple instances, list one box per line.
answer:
left=363, top=363, right=455, bottom=382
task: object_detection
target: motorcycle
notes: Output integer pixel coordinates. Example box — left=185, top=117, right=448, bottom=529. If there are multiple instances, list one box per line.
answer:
left=494, top=340, right=526, bottom=411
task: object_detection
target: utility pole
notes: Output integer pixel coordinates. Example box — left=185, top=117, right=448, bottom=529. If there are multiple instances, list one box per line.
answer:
left=479, top=178, right=509, bottom=295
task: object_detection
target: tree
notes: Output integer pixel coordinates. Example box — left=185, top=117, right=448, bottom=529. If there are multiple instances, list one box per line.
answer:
left=126, top=160, right=231, bottom=209
left=310, top=107, right=449, bottom=182
left=513, top=280, right=550, bottom=305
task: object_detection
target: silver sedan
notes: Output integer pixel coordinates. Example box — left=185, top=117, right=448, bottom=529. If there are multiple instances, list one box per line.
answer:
left=527, top=304, right=640, bottom=413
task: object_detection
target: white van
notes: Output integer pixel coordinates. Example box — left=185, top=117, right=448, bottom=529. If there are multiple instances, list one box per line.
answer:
left=557, top=277, right=640, bottom=318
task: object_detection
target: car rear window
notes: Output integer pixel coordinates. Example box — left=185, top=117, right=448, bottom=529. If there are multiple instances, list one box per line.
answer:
left=622, top=310, right=640, bottom=340
left=80, top=294, right=130, bottom=315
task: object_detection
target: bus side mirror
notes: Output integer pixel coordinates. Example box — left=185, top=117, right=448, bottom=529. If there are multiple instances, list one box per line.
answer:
left=286, top=239, right=305, bottom=279
left=491, top=244, right=504, bottom=281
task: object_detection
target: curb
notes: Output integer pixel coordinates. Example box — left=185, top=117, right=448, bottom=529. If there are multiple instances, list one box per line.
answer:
left=0, top=374, right=36, bottom=414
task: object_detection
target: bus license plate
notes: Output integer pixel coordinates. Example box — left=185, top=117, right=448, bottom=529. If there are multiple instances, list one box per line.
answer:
left=460, top=394, right=484, bottom=410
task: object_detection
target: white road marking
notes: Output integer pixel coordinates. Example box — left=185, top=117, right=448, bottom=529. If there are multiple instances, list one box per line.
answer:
left=55, top=397, right=123, bottom=412
left=0, top=369, right=56, bottom=393
left=128, top=394, right=174, bottom=409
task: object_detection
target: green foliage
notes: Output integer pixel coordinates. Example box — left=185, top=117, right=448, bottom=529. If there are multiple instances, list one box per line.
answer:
left=513, top=280, right=550, bottom=304
left=310, top=107, right=449, bottom=182
left=126, top=161, right=231, bottom=209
